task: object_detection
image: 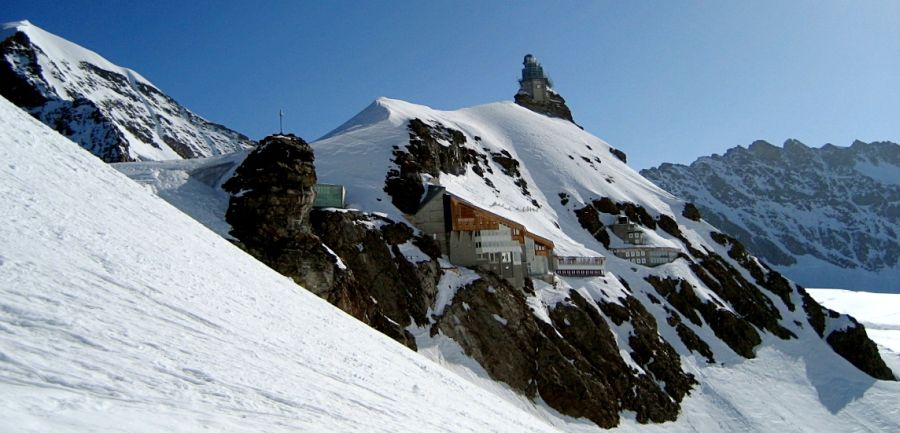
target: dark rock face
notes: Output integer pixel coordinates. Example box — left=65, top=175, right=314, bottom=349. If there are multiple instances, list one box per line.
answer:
left=385, top=118, right=482, bottom=213
left=224, top=135, right=318, bottom=243
left=223, top=134, right=443, bottom=350
left=682, top=203, right=702, bottom=221
left=491, top=150, right=537, bottom=205
left=0, top=32, right=49, bottom=109
left=571, top=196, right=802, bottom=358
left=0, top=27, right=253, bottom=162
left=569, top=195, right=894, bottom=378
left=514, top=90, right=576, bottom=124
left=798, top=287, right=895, bottom=380
left=434, top=272, right=695, bottom=428
left=311, top=210, right=441, bottom=331
left=574, top=204, right=610, bottom=248
left=826, top=323, right=896, bottom=381
left=609, top=146, right=628, bottom=163
left=641, top=140, right=900, bottom=290
left=385, top=118, right=543, bottom=212
left=223, top=135, right=334, bottom=291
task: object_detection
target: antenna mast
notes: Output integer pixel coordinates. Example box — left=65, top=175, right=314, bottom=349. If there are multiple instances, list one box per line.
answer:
left=279, top=109, right=284, bottom=134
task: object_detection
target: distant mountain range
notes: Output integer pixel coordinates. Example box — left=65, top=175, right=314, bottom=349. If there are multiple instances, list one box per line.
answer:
left=642, top=139, right=899, bottom=292
left=0, top=20, right=253, bottom=162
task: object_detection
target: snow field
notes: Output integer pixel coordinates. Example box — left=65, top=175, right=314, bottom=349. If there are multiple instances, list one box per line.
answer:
left=0, top=95, right=563, bottom=432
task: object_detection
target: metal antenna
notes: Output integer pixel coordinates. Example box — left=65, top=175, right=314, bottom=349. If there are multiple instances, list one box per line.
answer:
left=279, top=109, right=284, bottom=134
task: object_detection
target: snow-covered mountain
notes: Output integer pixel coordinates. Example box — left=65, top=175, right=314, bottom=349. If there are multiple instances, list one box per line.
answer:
left=641, top=140, right=899, bottom=293
left=0, top=20, right=253, bottom=162
left=0, top=95, right=573, bottom=432
left=118, top=97, right=899, bottom=431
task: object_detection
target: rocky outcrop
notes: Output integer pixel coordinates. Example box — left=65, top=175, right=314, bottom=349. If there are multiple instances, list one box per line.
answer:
left=569, top=195, right=895, bottom=379
left=311, top=210, right=441, bottom=333
left=224, top=134, right=442, bottom=349
left=384, top=118, right=484, bottom=213
left=223, top=134, right=336, bottom=292
left=514, top=90, right=576, bottom=124
left=574, top=204, right=610, bottom=248
left=826, top=323, right=896, bottom=381
left=432, top=272, right=695, bottom=428
left=384, top=118, right=548, bottom=213
left=798, top=287, right=895, bottom=380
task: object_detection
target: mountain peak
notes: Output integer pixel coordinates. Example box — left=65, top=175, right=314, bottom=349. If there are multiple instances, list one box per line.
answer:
left=2, top=19, right=155, bottom=88
left=0, top=21, right=253, bottom=161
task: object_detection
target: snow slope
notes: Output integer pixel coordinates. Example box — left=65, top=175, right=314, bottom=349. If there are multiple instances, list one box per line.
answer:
left=0, top=95, right=564, bottom=432
left=117, top=97, right=900, bottom=431
left=1, top=20, right=254, bottom=162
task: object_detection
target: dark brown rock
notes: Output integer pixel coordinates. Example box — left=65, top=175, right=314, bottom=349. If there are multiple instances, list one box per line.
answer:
left=682, top=203, right=702, bottom=221
left=435, top=272, right=694, bottom=427
left=385, top=119, right=487, bottom=213
left=610, top=147, right=628, bottom=163
left=514, top=91, right=576, bottom=124
left=826, top=321, right=896, bottom=381
left=574, top=204, right=610, bottom=248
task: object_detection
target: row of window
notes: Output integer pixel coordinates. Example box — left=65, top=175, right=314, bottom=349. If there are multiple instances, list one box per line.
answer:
left=474, top=241, right=519, bottom=249
left=555, top=256, right=605, bottom=265
left=555, top=269, right=605, bottom=277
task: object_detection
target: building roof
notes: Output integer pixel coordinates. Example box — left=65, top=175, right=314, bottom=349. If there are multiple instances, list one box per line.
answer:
left=418, top=186, right=555, bottom=250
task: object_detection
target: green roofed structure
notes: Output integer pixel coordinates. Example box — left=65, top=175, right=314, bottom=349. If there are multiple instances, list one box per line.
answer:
left=313, top=184, right=346, bottom=209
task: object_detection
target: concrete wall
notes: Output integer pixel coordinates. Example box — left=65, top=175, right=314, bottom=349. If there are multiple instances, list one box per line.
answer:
left=611, top=223, right=644, bottom=245
left=446, top=229, right=525, bottom=288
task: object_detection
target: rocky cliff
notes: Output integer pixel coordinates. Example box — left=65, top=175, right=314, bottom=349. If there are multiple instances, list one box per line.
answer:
left=642, top=139, right=899, bottom=292
left=0, top=21, right=253, bottom=162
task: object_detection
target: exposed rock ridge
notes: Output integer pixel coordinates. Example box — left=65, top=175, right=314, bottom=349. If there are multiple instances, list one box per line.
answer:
left=432, top=271, right=695, bottom=428
left=0, top=24, right=254, bottom=162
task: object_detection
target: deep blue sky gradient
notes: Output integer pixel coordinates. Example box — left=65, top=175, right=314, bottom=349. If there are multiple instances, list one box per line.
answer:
left=5, top=1, right=900, bottom=169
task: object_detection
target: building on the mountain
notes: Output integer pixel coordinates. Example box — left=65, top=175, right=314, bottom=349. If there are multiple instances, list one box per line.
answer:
left=553, top=256, right=605, bottom=277
left=611, top=246, right=680, bottom=267
left=410, top=186, right=555, bottom=287
left=609, top=215, right=679, bottom=267
left=518, top=54, right=552, bottom=103
left=610, top=215, right=644, bottom=245
left=312, top=184, right=346, bottom=208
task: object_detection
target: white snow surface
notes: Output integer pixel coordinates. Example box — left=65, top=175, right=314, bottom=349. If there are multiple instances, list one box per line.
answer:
left=0, top=96, right=565, bottom=432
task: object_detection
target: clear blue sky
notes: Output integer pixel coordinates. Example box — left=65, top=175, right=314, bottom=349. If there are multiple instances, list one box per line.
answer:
left=6, top=1, right=900, bottom=169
